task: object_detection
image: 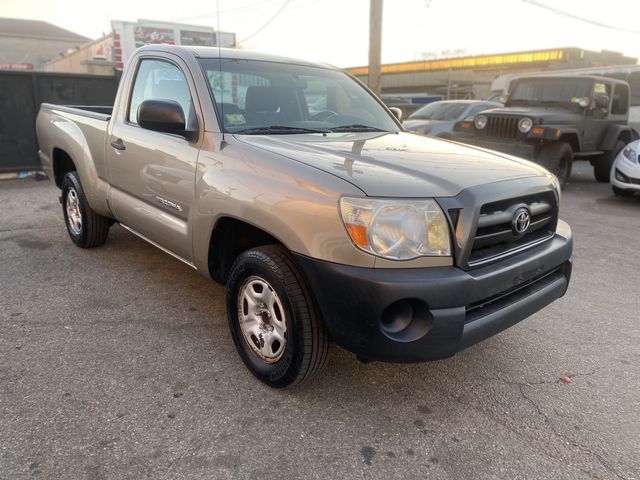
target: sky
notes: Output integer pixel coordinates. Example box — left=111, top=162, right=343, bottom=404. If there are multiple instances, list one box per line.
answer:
left=2, top=0, right=640, bottom=67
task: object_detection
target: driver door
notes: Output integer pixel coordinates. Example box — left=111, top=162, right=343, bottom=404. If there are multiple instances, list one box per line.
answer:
left=583, top=81, right=611, bottom=152
left=107, top=55, right=201, bottom=263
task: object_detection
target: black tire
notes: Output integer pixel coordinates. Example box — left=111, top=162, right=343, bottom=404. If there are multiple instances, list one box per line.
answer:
left=537, top=142, right=573, bottom=188
left=225, top=245, right=329, bottom=388
left=613, top=186, right=634, bottom=197
left=594, top=140, right=625, bottom=183
left=61, top=171, right=110, bottom=248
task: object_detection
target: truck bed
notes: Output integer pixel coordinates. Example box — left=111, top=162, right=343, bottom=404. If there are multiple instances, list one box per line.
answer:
left=40, top=103, right=113, bottom=121
left=36, top=103, right=114, bottom=192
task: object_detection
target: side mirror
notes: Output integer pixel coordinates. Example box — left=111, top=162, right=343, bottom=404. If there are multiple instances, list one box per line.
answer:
left=593, top=93, right=610, bottom=110
left=138, top=99, right=195, bottom=140
left=389, top=107, right=403, bottom=122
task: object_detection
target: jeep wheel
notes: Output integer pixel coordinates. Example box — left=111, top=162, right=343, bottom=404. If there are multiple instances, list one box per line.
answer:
left=225, top=245, right=329, bottom=388
left=537, top=142, right=573, bottom=188
left=61, top=172, right=110, bottom=248
left=594, top=140, right=625, bottom=183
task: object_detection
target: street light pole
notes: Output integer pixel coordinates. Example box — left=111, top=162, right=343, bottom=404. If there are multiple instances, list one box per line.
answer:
left=368, top=0, right=383, bottom=96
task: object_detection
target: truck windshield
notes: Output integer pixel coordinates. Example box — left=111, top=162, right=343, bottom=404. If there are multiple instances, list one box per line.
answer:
left=199, top=58, right=399, bottom=134
left=408, top=102, right=467, bottom=121
left=509, top=78, right=592, bottom=105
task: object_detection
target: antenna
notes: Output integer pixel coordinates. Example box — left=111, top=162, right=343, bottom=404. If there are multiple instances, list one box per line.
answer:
left=217, top=0, right=225, bottom=143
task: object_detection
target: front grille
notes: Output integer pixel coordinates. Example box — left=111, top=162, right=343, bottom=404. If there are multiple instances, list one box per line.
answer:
left=468, top=192, right=557, bottom=267
left=485, top=115, right=519, bottom=139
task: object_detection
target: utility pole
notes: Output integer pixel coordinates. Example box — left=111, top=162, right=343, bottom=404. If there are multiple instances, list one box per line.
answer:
left=368, top=0, right=383, bottom=96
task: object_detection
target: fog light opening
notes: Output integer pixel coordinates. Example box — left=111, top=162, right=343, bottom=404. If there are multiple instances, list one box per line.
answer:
left=615, top=168, right=629, bottom=183
left=380, top=299, right=433, bottom=342
left=380, top=300, right=413, bottom=334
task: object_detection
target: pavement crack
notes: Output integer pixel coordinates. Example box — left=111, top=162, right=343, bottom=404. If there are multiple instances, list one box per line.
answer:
left=518, top=381, right=630, bottom=480
left=433, top=365, right=631, bottom=480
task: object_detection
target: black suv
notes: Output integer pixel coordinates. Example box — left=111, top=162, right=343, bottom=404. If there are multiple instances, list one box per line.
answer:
left=455, top=75, right=637, bottom=186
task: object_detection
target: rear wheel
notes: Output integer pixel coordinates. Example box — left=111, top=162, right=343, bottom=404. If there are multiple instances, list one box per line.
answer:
left=225, top=245, right=329, bottom=388
left=537, top=142, right=573, bottom=188
left=594, top=140, right=625, bottom=183
left=61, top=172, right=110, bottom=248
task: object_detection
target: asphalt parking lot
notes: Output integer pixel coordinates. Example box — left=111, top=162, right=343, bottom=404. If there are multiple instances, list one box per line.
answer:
left=1, top=162, right=639, bottom=480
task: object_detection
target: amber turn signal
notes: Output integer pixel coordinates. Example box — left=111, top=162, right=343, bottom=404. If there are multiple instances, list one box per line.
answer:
left=345, top=223, right=369, bottom=247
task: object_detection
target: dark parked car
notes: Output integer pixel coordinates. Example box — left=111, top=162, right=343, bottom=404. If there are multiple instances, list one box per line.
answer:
left=455, top=75, right=638, bottom=186
left=403, top=100, right=501, bottom=138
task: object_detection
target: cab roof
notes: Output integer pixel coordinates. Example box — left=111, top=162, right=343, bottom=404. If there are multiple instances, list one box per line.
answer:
left=136, top=44, right=337, bottom=70
left=514, top=74, right=629, bottom=85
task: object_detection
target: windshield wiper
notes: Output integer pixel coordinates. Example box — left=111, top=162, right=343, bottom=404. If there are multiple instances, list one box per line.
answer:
left=234, top=125, right=329, bottom=134
left=329, top=124, right=389, bottom=132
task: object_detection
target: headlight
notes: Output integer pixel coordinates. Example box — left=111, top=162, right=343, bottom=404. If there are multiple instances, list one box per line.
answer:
left=474, top=115, right=487, bottom=129
left=518, top=117, right=533, bottom=133
left=339, top=197, right=451, bottom=260
left=622, top=146, right=637, bottom=163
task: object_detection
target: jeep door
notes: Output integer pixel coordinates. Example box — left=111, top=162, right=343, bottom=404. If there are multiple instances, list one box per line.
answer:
left=583, top=80, right=613, bottom=152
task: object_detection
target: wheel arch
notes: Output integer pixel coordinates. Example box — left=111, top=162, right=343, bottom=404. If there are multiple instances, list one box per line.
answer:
left=206, top=216, right=286, bottom=284
left=52, top=148, right=76, bottom=188
left=599, top=125, right=633, bottom=151
left=557, top=132, right=580, bottom=153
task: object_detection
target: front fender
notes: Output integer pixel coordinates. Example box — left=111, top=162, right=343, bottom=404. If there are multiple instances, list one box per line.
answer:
left=542, top=126, right=582, bottom=151
left=192, top=133, right=374, bottom=275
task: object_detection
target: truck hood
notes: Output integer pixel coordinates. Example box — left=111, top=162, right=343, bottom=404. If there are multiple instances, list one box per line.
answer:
left=483, top=106, right=581, bottom=124
left=235, top=132, right=547, bottom=197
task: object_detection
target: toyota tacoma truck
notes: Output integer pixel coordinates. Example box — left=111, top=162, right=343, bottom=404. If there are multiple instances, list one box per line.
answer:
left=36, top=45, right=573, bottom=388
left=454, top=75, right=637, bottom=187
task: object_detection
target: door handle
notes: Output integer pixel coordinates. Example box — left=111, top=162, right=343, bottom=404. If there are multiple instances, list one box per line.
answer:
left=110, top=138, right=126, bottom=151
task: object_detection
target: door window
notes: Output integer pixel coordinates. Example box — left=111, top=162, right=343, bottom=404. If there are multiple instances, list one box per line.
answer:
left=592, top=82, right=611, bottom=111
left=611, top=84, right=629, bottom=115
left=628, top=72, right=640, bottom=107
left=128, top=59, right=196, bottom=130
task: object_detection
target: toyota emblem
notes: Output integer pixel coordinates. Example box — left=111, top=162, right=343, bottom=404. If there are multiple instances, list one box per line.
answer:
left=512, top=208, right=531, bottom=235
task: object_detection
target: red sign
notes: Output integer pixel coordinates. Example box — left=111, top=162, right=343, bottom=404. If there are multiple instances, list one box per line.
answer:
left=0, top=63, right=34, bottom=70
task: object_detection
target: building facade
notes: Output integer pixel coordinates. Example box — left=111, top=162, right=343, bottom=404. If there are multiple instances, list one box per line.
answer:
left=0, top=18, right=89, bottom=70
left=347, top=48, right=638, bottom=101
left=46, top=19, right=237, bottom=75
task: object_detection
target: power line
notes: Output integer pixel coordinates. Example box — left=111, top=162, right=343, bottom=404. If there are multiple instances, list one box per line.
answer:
left=239, top=0, right=293, bottom=43
left=521, top=0, right=640, bottom=35
left=173, top=0, right=282, bottom=23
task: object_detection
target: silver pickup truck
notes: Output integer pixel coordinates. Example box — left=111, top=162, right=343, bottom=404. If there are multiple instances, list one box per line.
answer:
left=36, top=45, right=573, bottom=387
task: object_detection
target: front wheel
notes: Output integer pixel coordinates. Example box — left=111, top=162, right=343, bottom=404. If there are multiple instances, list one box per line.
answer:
left=594, top=140, right=625, bottom=183
left=537, top=142, right=573, bottom=188
left=61, top=171, right=110, bottom=248
left=225, top=245, right=329, bottom=388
